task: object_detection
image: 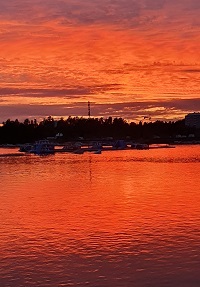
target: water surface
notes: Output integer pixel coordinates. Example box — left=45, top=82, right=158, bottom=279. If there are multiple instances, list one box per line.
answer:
left=0, top=145, right=200, bottom=287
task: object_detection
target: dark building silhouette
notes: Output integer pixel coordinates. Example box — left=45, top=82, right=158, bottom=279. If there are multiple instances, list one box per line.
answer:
left=185, top=112, right=200, bottom=128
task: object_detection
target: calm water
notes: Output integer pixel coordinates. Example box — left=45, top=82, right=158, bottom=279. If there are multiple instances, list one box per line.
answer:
left=0, top=145, right=200, bottom=287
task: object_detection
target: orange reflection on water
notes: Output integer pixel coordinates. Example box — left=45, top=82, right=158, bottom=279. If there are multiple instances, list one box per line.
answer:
left=0, top=146, right=200, bottom=286
left=1, top=146, right=199, bottom=243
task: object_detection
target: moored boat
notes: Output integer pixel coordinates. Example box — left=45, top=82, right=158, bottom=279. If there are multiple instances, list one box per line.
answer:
left=131, top=143, right=149, bottom=150
left=93, top=149, right=102, bottom=154
left=29, top=140, right=55, bottom=155
left=19, top=144, right=33, bottom=152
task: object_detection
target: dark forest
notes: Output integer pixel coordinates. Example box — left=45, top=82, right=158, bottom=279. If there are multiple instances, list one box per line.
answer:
left=0, top=116, right=199, bottom=144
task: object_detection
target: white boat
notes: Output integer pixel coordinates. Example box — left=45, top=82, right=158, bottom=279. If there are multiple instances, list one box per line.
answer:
left=30, top=140, right=55, bottom=155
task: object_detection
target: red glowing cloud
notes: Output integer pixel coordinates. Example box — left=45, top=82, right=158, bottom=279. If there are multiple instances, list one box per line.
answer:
left=0, top=0, right=199, bottom=122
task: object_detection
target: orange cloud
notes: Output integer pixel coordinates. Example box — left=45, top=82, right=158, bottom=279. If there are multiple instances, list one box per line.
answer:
left=0, top=0, right=199, bottom=122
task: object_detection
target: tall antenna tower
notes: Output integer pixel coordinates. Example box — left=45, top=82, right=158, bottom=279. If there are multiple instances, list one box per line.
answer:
left=88, top=101, right=91, bottom=118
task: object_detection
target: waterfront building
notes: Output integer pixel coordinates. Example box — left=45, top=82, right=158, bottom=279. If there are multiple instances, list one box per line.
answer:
left=185, top=112, right=200, bottom=128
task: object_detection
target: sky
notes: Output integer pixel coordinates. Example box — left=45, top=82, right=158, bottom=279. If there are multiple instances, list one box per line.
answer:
left=0, top=0, right=200, bottom=123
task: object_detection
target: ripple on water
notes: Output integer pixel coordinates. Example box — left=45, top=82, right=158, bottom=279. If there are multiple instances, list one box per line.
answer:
left=0, top=145, right=200, bottom=287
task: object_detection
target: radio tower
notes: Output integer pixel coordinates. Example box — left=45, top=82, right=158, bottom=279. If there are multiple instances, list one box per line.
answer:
left=88, top=101, right=91, bottom=118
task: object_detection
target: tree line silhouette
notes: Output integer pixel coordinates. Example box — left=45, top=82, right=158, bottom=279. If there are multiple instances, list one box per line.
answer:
left=0, top=116, right=199, bottom=144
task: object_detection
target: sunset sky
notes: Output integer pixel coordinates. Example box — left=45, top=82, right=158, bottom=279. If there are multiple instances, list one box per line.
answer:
left=0, top=0, right=199, bottom=123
